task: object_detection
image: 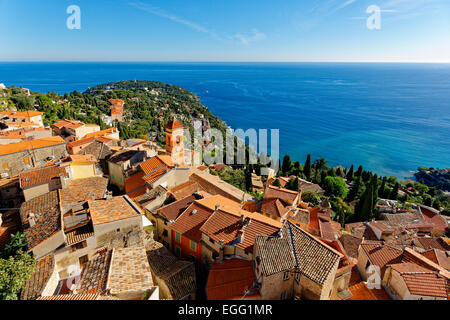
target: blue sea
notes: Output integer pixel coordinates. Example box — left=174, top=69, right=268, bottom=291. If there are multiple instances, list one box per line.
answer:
left=1, top=62, right=449, bottom=179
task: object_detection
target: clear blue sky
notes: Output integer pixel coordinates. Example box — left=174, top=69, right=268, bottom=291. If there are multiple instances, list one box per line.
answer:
left=0, top=0, right=449, bottom=62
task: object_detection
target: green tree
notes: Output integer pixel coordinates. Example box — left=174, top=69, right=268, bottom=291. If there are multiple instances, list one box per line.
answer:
left=304, top=154, right=312, bottom=180
left=1, top=232, right=28, bottom=259
left=286, top=177, right=299, bottom=192
left=355, top=165, right=363, bottom=177
left=0, top=251, right=35, bottom=300
left=282, top=155, right=292, bottom=175
left=244, top=166, right=253, bottom=192
left=379, top=177, right=387, bottom=198
left=346, top=165, right=354, bottom=181
left=347, top=177, right=364, bottom=202
left=301, top=191, right=321, bottom=207
left=272, top=179, right=282, bottom=188
left=323, top=176, right=348, bottom=199
left=389, top=182, right=399, bottom=200
left=355, top=181, right=375, bottom=222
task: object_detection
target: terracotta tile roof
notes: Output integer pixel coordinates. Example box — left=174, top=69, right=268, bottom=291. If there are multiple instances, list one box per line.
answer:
left=158, top=195, right=198, bottom=222
left=261, top=198, right=289, bottom=218
left=367, top=221, right=395, bottom=234
left=146, top=242, right=196, bottom=300
left=37, top=294, right=100, bottom=300
left=254, top=234, right=296, bottom=276
left=21, top=255, right=55, bottom=300
left=66, top=136, right=96, bottom=149
left=264, top=185, right=299, bottom=205
left=84, top=128, right=118, bottom=139
left=0, top=136, right=65, bottom=156
left=360, top=243, right=403, bottom=277
left=255, top=221, right=341, bottom=285
left=89, top=196, right=142, bottom=225
left=52, top=119, right=84, bottom=129
left=345, top=222, right=379, bottom=241
left=170, top=202, right=214, bottom=242
left=206, top=258, right=259, bottom=300
left=19, top=166, right=67, bottom=188
left=20, top=190, right=62, bottom=250
left=417, top=237, right=450, bottom=251
left=124, top=171, right=147, bottom=199
left=108, top=149, right=143, bottom=165
left=65, top=223, right=94, bottom=246
left=200, top=208, right=281, bottom=254
left=166, top=119, right=183, bottom=130
left=61, top=177, right=108, bottom=206
left=107, top=247, right=153, bottom=295
left=78, top=249, right=112, bottom=295
left=389, top=263, right=448, bottom=298
left=348, top=282, right=378, bottom=300
left=140, top=155, right=173, bottom=174
left=389, top=262, right=431, bottom=274
left=420, top=206, right=448, bottom=234
left=422, top=249, right=450, bottom=270
left=0, top=110, right=43, bottom=118
left=169, top=181, right=200, bottom=201
left=339, top=234, right=363, bottom=260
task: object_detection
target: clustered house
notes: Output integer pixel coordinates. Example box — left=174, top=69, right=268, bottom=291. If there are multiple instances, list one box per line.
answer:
left=0, top=92, right=448, bottom=301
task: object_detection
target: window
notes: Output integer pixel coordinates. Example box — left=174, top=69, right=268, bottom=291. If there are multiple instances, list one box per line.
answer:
left=189, top=240, right=197, bottom=251
left=116, top=228, right=120, bottom=233
left=23, top=156, right=30, bottom=164
left=175, top=232, right=181, bottom=243
left=111, top=174, right=115, bottom=180
left=79, top=255, right=89, bottom=266
left=283, top=271, right=290, bottom=281
left=71, top=240, right=87, bottom=252
left=162, top=229, right=168, bottom=237
left=209, top=238, right=215, bottom=244
left=175, top=246, right=181, bottom=257
left=120, top=177, right=123, bottom=183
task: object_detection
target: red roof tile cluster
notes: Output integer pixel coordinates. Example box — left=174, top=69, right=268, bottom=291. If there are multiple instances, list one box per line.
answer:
left=261, top=198, right=289, bottom=218
left=206, top=258, right=259, bottom=300
left=264, top=185, right=299, bottom=205
left=21, top=255, right=55, bottom=300
left=170, top=202, right=214, bottom=242
left=420, top=206, right=448, bottom=234
left=158, top=195, right=199, bottom=222
left=360, top=243, right=403, bottom=276
left=416, top=237, right=450, bottom=251
left=169, top=181, right=200, bottom=201
left=19, top=166, right=67, bottom=188
left=421, top=249, right=450, bottom=270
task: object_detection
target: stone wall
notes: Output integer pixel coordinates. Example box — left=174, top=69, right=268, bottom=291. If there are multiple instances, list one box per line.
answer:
left=0, top=144, right=67, bottom=177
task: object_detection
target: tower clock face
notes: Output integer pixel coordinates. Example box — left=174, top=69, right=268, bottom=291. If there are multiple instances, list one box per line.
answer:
left=176, top=146, right=181, bottom=152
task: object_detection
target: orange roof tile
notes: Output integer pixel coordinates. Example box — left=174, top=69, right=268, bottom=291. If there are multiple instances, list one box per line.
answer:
left=0, top=110, right=43, bottom=118
left=89, top=196, right=142, bottom=225
left=0, top=136, right=65, bottom=156
left=206, top=258, right=259, bottom=300
left=84, top=128, right=118, bottom=139
left=361, top=243, right=403, bottom=277
left=166, top=119, right=183, bottom=130
left=19, top=165, right=68, bottom=188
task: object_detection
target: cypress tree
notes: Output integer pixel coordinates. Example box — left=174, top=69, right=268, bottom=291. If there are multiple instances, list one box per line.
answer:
left=304, top=154, right=311, bottom=180
left=244, top=166, right=253, bottom=192
left=390, top=182, right=399, bottom=200
left=346, top=165, right=354, bottom=181
left=282, top=155, right=292, bottom=175
left=355, top=165, right=363, bottom=177
left=379, top=177, right=387, bottom=198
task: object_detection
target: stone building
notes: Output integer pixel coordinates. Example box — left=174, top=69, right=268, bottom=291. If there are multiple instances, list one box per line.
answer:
left=0, top=136, right=67, bottom=177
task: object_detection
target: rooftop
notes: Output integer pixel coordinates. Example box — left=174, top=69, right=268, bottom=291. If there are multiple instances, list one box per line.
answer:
left=0, top=136, right=65, bottom=156
left=19, top=166, right=68, bottom=189
left=206, top=258, right=259, bottom=300
left=78, top=249, right=112, bottom=295
left=21, top=255, right=55, bottom=300
left=89, top=196, right=142, bottom=225
left=108, top=246, right=153, bottom=295
left=360, top=243, right=403, bottom=276
left=158, top=194, right=199, bottom=222
left=61, top=177, right=108, bottom=206
left=20, top=190, right=62, bottom=250
left=146, top=242, right=196, bottom=300
left=264, top=185, right=299, bottom=206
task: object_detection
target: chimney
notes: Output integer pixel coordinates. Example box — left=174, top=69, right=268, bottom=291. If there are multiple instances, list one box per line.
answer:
left=237, top=230, right=245, bottom=243
left=28, top=212, right=36, bottom=227
left=215, top=204, right=220, bottom=211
